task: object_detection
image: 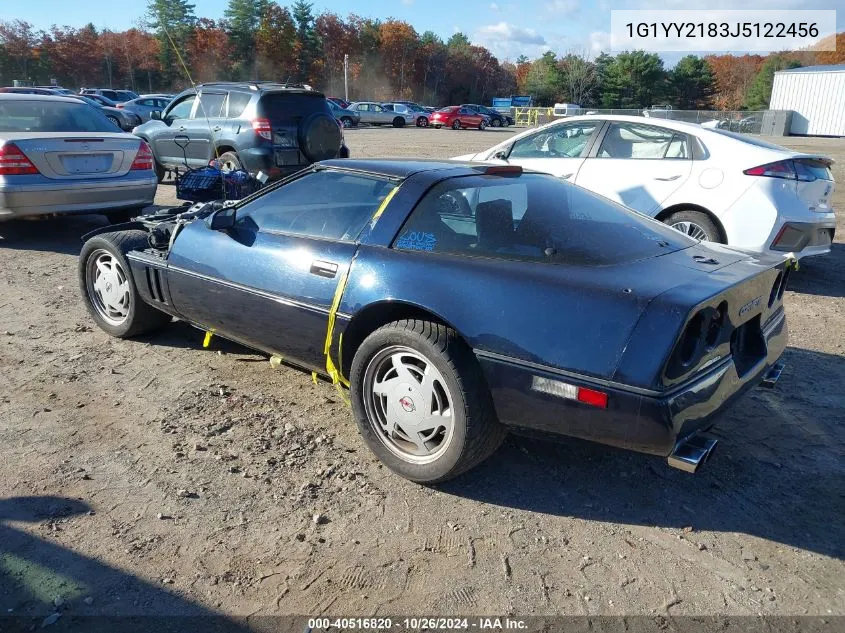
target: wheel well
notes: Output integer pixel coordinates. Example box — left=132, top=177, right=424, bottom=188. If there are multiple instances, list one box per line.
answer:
left=214, top=145, right=237, bottom=159
left=655, top=204, right=727, bottom=243
left=339, top=302, right=456, bottom=378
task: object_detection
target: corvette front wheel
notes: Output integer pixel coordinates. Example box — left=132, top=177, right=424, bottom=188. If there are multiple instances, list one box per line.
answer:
left=350, top=319, right=507, bottom=483
left=79, top=231, right=171, bottom=338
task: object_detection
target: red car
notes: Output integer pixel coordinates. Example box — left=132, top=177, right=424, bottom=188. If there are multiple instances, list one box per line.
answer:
left=430, top=106, right=487, bottom=130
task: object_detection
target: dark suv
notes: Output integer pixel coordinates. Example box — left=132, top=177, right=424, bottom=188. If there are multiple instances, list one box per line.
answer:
left=133, top=82, right=349, bottom=182
left=461, top=104, right=513, bottom=127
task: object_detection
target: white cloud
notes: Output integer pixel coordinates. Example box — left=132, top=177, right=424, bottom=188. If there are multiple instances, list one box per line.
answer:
left=401, top=0, right=414, bottom=5
left=588, top=31, right=612, bottom=54
left=490, top=2, right=500, bottom=9
left=546, top=0, right=579, bottom=13
left=474, top=22, right=548, bottom=60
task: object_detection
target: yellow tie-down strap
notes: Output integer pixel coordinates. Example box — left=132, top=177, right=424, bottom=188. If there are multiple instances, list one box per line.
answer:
left=316, top=185, right=400, bottom=404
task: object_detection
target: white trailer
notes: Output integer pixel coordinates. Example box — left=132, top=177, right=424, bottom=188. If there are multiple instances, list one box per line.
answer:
left=770, top=65, right=845, bottom=137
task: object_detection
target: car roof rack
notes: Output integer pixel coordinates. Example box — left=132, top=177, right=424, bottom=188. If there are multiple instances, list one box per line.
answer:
left=198, top=81, right=315, bottom=91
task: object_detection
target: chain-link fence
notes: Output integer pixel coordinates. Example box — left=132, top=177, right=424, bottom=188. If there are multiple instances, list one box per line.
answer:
left=512, top=107, right=772, bottom=135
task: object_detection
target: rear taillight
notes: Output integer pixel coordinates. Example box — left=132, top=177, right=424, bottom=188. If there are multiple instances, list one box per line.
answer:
left=130, top=141, right=154, bottom=171
left=252, top=118, right=272, bottom=141
left=744, top=160, right=797, bottom=180
left=0, top=143, right=39, bottom=175
left=116, top=104, right=124, bottom=109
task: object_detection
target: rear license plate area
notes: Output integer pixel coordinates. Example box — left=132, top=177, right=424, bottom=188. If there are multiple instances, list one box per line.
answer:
left=61, top=153, right=111, bottom=174
left=731, top=315, right=766, bottom=378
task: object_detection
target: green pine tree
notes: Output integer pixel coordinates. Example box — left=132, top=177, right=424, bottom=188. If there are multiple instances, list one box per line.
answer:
left=146, top=0, right=197, bottom=85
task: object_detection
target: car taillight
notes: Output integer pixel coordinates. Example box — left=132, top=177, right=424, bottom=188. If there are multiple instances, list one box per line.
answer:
left=531, top=376, right=608, bottom=409
left=116, top=104, right=124, bottom=109
left=252, top=118, right=272, bottom=140
left=0, top=143, right=39, bottom=175
left=743, top=160, right=799, bottom=180
left=130, top=141, right=154, bottom=171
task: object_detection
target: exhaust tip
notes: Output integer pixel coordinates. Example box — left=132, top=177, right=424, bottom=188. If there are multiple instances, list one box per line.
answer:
left=668, top=435, right=719, bottom=473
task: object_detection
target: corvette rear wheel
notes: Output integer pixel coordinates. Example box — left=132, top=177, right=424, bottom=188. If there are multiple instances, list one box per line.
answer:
left=350, top=319, right=507, bottom=483
left=79, top=231, right=171, bottom=338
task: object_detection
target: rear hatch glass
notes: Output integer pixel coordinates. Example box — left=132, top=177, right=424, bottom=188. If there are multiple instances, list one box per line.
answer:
left=258, top=93, right=330, bottom=123
left=0, top=100, right=117, bottom=133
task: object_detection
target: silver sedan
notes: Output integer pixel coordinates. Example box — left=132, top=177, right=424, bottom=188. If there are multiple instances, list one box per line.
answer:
left=0, top=94, right=157, bottom=223
left=120, top=96, right=173, bottom=123
left=347, top=102, right=415, bottom=127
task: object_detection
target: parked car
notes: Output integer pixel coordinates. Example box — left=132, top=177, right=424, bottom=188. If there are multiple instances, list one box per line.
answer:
left=119, top=96, right=173, bottom=123
left=430, top=106, right=487, bottom=130
left=328, top=97, right=350, bottom=109
left=77, top=159, right=790, bottom=482
left=0, top=86, right=64, bottom=95
left=82, top=93, right=119, bottom=108
left=0, top=94, right=156, bottom=223
left=328, top=100, right=360, bottom=128
left=461, top=103, right=513, bottom=127
left=456, top=115, right=836, bottom=258
left=70, top=95, right=142, bottom=131
left=36, top=86, right=75, bottom=95
left=141, top=93, right=175, bottom=100
left=133, top=81, right=349, bottom=182
left=347, top=102, right=413, bottom=127
left=80, top=89, right=140, bottom=104
left=383, top=103, right=431, bottom=127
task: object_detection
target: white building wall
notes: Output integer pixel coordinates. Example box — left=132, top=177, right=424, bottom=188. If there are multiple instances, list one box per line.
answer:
left=770, top=70, right=845, bottom=136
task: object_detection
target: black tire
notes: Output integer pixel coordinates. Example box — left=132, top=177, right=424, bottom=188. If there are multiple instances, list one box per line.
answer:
left=491, top=118, right=501, bottom=127
left=663, top=209, right=723, bottom=243
left=106, top=115, right=120, bottom=129
left=104, top=209, right=142, bottom=224
left=78, top=231, right=171, bottom=338
left=451, top=119, right=462, bottom=130
left=340, top=116, right=354, bottom=128
left=417, top=117, right=429, bottom=128
left=350, top=319, right=507, bottom=483
left=217, top=151, right=241, bottom=172
left=154, top=159, right=167, bottom=183
left=479, top=120, right=487, bottom=130
left=392, top=117, right=405, bottom=128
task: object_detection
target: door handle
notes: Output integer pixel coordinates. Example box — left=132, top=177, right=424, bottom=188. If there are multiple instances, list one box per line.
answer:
left=177, top=126, right=187, bottom=132
left=654, top=174, right=681, bottom=181
left=310, top=260, right=338, bottom=278
left=211, top=125, right=221, bottom=132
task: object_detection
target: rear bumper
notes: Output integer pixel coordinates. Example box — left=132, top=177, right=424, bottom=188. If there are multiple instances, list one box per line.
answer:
left=239, top=144, right=351, bottom=180
left=477, top=308, right=788, bottom=458
left=770, top=220, right=836, bottom=258
left=0, top=173, right=157, bottom=219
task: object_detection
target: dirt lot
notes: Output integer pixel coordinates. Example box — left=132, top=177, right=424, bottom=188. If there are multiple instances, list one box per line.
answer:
left=1, top=128, right=843, bottom=626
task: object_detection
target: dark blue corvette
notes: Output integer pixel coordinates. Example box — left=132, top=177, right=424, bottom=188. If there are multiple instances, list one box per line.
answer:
left=78, top=160, right=790, bottom=482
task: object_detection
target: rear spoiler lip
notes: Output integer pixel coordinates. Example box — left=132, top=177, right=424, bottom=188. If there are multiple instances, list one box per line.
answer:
left=789, top=153, right=835, bottom=167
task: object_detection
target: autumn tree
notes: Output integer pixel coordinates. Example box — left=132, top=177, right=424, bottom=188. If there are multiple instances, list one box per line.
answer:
left=45, top=24, right=103, bottom=88
left=524, top=51, right=563, bottom=105
left=379, top=20, right=418, bottom=98
left=315, top=13, right=354, bottom=96
left=122, top=28, right=161, bottom=93
left=0, top=20, right=38, bottom=79
left=815, top=33, right=845, bottom=64
left=255, top=3, right=296, bottom=81
left=186, top=19, right=232, bottom=83
left=705, top=54, right=763, bottom=110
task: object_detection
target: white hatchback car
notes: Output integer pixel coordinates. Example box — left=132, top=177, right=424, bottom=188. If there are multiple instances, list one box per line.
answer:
left=455, top=115, right=836, bottom=258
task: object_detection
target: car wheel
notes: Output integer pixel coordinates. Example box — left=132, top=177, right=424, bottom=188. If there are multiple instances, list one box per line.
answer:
left=79, top=231, right=171, bottom=338
left=340, top=116, right=353, bottom=128
left=491, top=118, right=501, bottom=127
left=350, top=319, right=507, bottom=483
left=417, top=117, right=429, bottom=128
left=664, top=210, right=722, bottom=243
left=479, top=120, right=487, bottom=130
left=451, top=119, right=461, bottom=130
left=217, top=151, right=242, bottom=172
left=154, top=159, right=167, bottom=183
left=393, top=117, right=405, bottom=128
left=106, top=115, right=121, bottom=129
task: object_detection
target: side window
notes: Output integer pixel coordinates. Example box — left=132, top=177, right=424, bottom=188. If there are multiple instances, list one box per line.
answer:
left=237, top=170, right=396, bottom=241
left=373, top=105, right=384, bottom=112
left=226, top=91, right=251, bottom=118
left=195, top=92, right=226, bottom=118
left=509, top=122, right=598, bottom=159
left=102, top=91, right=118, bottom=101
left=165, top=95, right=196, bottom=121
left=597, top=123, right=689, bottom=159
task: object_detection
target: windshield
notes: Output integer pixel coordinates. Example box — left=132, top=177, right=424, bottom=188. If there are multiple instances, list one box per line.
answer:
left=0, top=100, right=118, bottom=133
left=395, top=173, right=694, bottom=266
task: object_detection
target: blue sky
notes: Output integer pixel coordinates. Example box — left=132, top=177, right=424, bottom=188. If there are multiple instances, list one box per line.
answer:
left=4, top=0, right=841, bottom=64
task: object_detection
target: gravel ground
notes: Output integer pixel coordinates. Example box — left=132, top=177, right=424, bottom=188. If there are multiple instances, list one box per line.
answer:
left=0, top=127, right=843, bottom=625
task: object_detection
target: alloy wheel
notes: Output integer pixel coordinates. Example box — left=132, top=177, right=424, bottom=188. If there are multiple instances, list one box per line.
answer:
left=362, top=345, right=455, bottom=464
left=86, top=250, right=131, bottom=326
left=670, top=221, right=709, bottom=241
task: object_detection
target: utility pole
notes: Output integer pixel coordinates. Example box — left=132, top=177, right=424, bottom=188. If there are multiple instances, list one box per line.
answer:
left=343, top=54, right=349, bottom=101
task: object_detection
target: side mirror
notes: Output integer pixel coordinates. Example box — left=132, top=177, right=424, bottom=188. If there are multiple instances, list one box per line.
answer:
left=208, top=207, right=236, bottom=231
left=150, top=110, right=162, bottom=120
left=493, top=149, right=509, bottom=161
